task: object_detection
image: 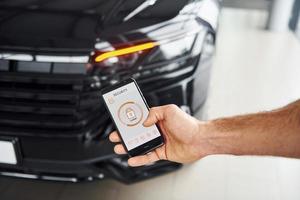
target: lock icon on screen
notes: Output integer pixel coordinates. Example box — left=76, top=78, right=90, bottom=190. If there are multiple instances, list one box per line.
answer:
left=126, top=107, right=137, bottom=121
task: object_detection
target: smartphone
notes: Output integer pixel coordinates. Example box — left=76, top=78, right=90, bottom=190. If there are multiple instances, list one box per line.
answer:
left=101, top=78, right=164, bottom=157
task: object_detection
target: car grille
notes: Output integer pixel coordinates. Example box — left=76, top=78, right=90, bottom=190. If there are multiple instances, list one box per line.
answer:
left=0, top=54, right=196, bottom=139
left=0, top=70, right=109, bottom=139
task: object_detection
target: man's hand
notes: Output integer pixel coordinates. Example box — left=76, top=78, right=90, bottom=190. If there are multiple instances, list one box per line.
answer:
left=109, top=104, right=206, bottom=167
left=109, top=100, right=300, bottom=167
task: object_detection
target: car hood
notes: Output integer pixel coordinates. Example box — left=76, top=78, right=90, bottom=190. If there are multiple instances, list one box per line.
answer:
left=0, top=0, right=147, bottom=52
left=0, top=0, right=187, bottom=53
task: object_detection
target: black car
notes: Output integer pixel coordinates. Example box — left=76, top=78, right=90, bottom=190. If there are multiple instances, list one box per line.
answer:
left=0, top=0, right=220, bottom=183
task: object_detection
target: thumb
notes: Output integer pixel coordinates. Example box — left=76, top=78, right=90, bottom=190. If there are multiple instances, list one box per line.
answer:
left=143, top=107, right=164, bottom=127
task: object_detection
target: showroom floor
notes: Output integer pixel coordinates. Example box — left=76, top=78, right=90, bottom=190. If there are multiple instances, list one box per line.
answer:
left=1, top=9, right=300, bottom=200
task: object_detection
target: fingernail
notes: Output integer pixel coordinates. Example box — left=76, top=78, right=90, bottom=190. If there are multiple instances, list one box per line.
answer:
left=142, top=121, right=147, bottom=127
left=128, top=159, right=134, bottom=166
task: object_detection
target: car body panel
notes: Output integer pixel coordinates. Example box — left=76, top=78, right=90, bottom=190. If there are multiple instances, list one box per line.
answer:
left=0, top=0, right=220, bottom=183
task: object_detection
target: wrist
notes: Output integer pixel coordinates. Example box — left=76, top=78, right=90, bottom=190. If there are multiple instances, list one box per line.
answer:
left=196, top=120, right=221, bottom=157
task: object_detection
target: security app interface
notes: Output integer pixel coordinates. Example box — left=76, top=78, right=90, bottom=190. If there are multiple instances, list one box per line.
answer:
left=103, top=82, right=160, bottom=150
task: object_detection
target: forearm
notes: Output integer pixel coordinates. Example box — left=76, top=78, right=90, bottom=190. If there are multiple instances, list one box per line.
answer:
left=200, top=100, right=300, bottom=158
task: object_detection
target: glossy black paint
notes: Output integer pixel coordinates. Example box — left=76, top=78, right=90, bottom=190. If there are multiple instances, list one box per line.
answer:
left=0, top=0, right=220, bottom=183
left=0, top=0, right=188, bottom=51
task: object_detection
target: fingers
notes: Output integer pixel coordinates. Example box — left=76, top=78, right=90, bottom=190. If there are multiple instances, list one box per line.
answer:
left=109, top=131, right=121, bottom=142
left=143, top=105, right=178, bottom=127
left=109, top=131, right=126, bottom=154
left=128, top=151, right=160, bottom=167
left=143, top=107, right=164, bottom=127
left=114, top=144, right=126, bottom=154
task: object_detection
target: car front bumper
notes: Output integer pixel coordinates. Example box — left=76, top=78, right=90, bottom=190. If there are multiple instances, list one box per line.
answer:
left=0, top=71, right=205, bottom=183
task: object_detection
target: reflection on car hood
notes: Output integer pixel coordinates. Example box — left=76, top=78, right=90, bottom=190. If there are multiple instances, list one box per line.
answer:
left=0, top=0, right=187, bottom=51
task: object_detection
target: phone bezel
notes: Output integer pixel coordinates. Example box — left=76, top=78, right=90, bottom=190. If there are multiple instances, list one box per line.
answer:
left=101, top=78, right=164, bottom=157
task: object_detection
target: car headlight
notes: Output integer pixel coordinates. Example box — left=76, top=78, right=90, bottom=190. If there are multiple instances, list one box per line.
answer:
left=89, top=33, right=199, bottom=81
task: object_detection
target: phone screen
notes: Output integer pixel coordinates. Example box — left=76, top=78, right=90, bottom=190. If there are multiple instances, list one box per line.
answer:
left=103, top=82, right=161, bottom=151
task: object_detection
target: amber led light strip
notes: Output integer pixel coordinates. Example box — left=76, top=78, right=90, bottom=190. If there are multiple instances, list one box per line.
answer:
left=95, top=42, right=157, bottom=62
